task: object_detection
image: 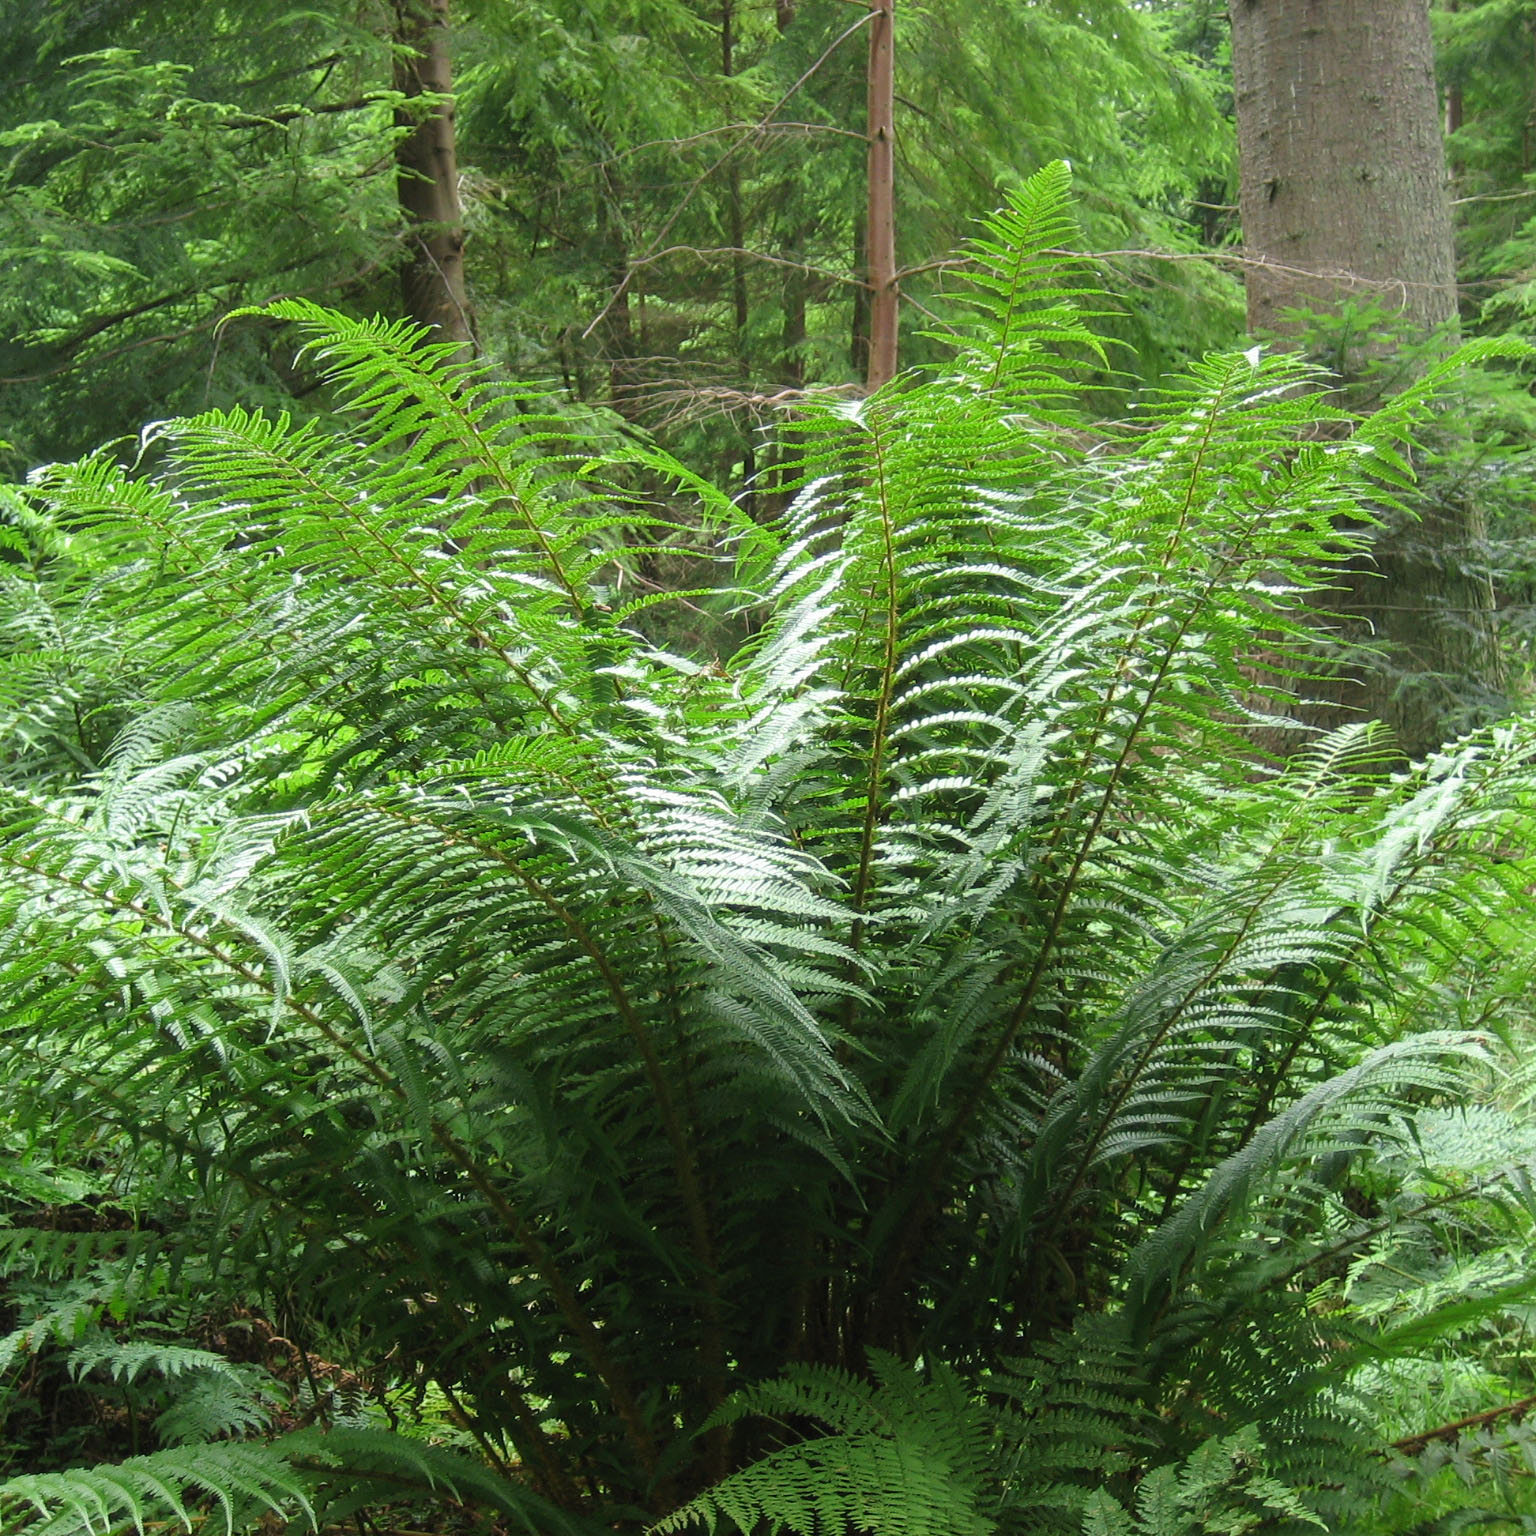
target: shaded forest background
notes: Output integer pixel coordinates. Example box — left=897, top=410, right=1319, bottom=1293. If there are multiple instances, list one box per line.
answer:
left=0, top=0, right=1337, bottom=474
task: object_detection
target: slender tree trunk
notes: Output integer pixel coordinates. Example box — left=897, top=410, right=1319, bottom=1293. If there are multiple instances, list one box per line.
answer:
left=851, top=213, right=870, bottom=375
left=1443, top=0, right=1463, bottom=141
left=777, top=0, right=805, bottom=385
left=782, top=237, right=807, bottom=390
left=763, top=0, right=805, bottom=519
left=1528, top=4, right=1536, bottom=172
left=1229, top=0, right=1497, bottom=756
left=392, top=0, right=474, bottom=353
left=864, top=0, right=897, bottom=390
left=722, top=0, right=757, bottom=510
left=597, top=174, right=642, bottom=421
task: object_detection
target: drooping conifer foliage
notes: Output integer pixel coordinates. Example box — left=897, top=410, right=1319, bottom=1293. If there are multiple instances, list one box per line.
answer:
left=2, top=166, right=1536, bottom=1534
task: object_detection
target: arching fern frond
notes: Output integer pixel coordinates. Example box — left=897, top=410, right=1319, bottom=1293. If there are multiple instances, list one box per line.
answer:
left=0, top=1443, right=312, bottom=1536
left=653, top=1354, right=995, bottom=1536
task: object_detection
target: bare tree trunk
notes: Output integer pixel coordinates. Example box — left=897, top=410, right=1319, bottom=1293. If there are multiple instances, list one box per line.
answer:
left=762, top=0, right=805, bottom=520
left=1443, top=0, right=1463, bottom=141
left=722, top=0, right=757, bottom=511
left=864, top=0, right=897, bottom=390
left=776, top=0, right=805, bottom=382
left=1528, top=5, right=1536, bottom=172
left=1231, top=0, right=1456, bottom=344
left=782, top=241, right=807, bottom=390
left=393, top=0, right=474, bottom=354
left=851, top=213, right=870, bottom=376
left=1229, top=0, right=1497, bottom=757
left=597, top=173, right=642, bottom=421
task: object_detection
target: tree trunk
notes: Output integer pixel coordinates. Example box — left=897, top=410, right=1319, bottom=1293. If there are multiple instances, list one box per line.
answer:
left=764, top=0, right=805, bottom=519
left=1229, top=0, right=1497, bottom=757
left=850, top=213, right=870, bottom=376
left=597, top=170, right=642, bottom=421
left=864, top=0, right=897, bottom=390
left=1231, top=0, right=1456, bottom=343
left=1528, top=4, right=1536, bottom=173
left=392, top=0, right=474, bottom=354
left=722, top=0, right=757, bottom=511
left=1443, top=0, right=1463, bottom=141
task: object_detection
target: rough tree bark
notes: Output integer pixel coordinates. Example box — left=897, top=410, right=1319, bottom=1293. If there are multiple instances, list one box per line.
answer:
left=392, top=0, right=475, bottom=354
left=1229, top=0, right=1498, bottom=757
left=864, top=0, right=897, bottom=390
left=1231, top=0, right=1457, bottom=342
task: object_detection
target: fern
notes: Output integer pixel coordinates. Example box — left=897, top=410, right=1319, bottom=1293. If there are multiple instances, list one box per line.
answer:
left=1081, top=1428, right=1326, bottom=1536
left=0, top=162, right=1533, bottom=1532
left=653, top=1354, right=995, bottom=1536
left=0, top=1442, right=313, bottom=1535
left=0, top=1430, right=595, bottom=1536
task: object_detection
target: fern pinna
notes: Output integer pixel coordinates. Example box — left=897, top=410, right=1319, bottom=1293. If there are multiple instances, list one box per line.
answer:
left=1, top=163, right=1535, bottom=1534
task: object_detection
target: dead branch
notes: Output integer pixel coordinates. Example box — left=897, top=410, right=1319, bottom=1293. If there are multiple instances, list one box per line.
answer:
left=1390, top=1394, right=1536, bottom=1457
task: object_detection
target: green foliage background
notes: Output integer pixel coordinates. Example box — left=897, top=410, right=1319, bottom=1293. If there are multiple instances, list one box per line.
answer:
left=0, top=0, right=1236, bottom=482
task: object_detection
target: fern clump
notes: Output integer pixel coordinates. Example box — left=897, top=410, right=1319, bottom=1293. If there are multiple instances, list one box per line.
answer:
left=1, top=164, right=1535, bottom=1534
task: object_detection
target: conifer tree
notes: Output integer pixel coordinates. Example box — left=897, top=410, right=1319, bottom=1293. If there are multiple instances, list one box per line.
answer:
left=1229, top=0, right=1499, bottom=755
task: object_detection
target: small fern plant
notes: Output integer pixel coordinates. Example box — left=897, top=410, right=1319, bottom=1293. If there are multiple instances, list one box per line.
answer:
left=651, top=1353, right=996, bottom=1536
left=1, top=161, right=1535, bottom=1534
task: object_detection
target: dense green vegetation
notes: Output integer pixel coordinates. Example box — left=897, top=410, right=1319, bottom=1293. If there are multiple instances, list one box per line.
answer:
left=0, top=0, right=1234, bottom=477
left=2, top=165, right=1536, bottom=1534
left=6, top=3, right=1536, bottom=1533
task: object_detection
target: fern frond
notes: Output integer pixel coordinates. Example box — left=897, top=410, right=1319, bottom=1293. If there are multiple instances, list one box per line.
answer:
left=1082, top=1427, right=1327, bottom=1536
left=279, top=1426, right=606, bottom=1536
left=1125, top=1031, right=1494, bottom=1321
left=654, top=1355, right=994, bottom=1536
left=944, top=160, right=1110, bottom=402
left=0, top=1443, right=312, bottom=1536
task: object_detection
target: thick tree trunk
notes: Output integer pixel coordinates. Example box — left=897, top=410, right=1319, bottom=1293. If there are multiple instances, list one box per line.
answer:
left=864, top=0, right=897, bottom=390
left=1229, top=0, right=1497, bottom=757
left=1231, top=0, right=1457, bottom=343
left=393, top=0, right=474, bottom=353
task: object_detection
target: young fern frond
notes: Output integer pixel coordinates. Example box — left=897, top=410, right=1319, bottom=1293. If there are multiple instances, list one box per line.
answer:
left=944, top=159, right=1109, bottom=402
